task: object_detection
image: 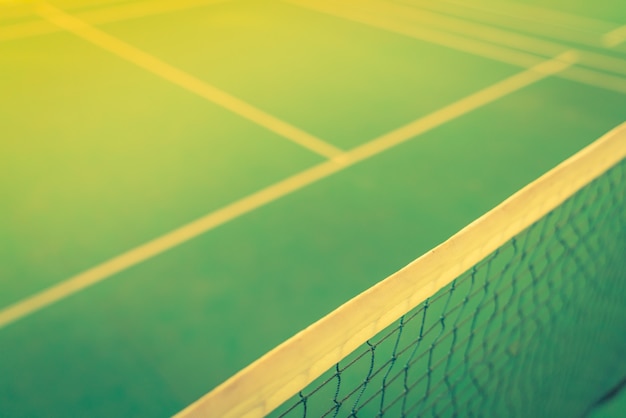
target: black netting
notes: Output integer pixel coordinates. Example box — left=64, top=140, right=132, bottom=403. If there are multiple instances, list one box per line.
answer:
left=272, top=158, right=626, bottom=418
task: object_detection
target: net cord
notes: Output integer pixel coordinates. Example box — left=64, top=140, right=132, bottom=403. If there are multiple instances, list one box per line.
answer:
left=175, top=123, right=626, bottom=418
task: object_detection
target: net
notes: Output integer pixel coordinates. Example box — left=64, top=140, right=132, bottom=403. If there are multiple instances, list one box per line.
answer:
left=272, top=158, right=626, bottom=418
left=178, top=124, right=626, bottom=418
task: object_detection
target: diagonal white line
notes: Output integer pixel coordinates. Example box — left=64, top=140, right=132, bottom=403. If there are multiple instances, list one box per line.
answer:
left=603, top=25, right=626, bottom=48
left=0, top=51, right=577, bottom=331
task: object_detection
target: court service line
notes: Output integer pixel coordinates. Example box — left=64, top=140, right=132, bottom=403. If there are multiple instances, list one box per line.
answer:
left=284, top=0, right=626, bottom=95
left=33, top=2, right=343, bottom=160
left=0, top=0, right=231, bottom=42
left=0, top=51, right=577, bottom=330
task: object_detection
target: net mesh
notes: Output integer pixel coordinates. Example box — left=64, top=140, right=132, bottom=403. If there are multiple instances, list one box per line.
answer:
left=271, top=158, right=626, bottom=418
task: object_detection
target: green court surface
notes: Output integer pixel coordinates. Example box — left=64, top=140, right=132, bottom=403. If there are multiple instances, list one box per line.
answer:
left=0, top=0, right=625, bottom=416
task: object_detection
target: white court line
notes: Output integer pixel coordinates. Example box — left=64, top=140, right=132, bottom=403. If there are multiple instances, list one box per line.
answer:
left=34, top=2, right=343, bottom=160
left=0, top=51, right=577, bottom=330
left=603, top=25, right=626, bottom=48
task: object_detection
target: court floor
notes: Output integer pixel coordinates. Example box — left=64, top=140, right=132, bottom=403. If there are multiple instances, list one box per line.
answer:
left=1, top=0, right=625, bottom=416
